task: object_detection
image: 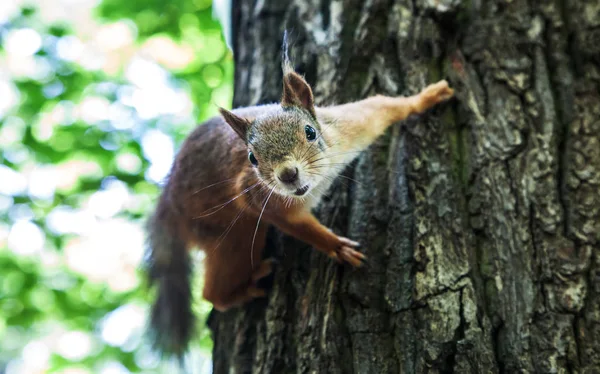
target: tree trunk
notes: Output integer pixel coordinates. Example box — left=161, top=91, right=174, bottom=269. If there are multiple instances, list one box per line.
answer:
left=207, top=0, right=600, bottom=372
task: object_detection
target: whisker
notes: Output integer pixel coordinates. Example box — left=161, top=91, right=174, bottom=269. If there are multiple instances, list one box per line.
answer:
left=283, top=195, right=290, bottom=209
left=301, top=146, right=323, bottom=165
left=209, top=180, right=276, bottom=254
left=307, top=150, right=363, bottom=165
left=306, top=183, right=324, bottom=200
left=308, top=162, right=354, bottom=168
left=190, top=177, right=237, bottom=196
left=307, top=170, right=364, bottom=187
left=301, top=135, right=342, bottom=165
left=306, top=171, right=351, bottom=190
left=192, top=181, right=261, bottom=219
left=251, top=184, right=277, bottom=269
left=210, top=199, right=252, bottom=253
left=335, top=174, right=363, bottom=186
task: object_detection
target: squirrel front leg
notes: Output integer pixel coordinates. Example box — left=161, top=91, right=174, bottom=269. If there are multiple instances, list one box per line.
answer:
left=317, top=80, right=454, bottom=155
left=264, top=209, right=365, bottom=266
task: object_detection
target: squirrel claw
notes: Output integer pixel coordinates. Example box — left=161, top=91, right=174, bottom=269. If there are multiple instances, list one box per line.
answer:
left=338, top=245, right=366, bottom=267
left=339, top=237, right=361, bottom=248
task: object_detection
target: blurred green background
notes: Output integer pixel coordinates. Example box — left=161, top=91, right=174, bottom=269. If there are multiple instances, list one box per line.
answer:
left=0, top=0, right=232, bottom=372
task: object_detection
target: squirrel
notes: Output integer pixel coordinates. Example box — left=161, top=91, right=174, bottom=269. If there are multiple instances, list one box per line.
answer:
left=144, top=38, right=455, bottom=357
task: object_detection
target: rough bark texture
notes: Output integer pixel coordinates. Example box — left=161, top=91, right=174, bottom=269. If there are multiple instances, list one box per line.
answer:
left=207, top=0, right=600, bottom=373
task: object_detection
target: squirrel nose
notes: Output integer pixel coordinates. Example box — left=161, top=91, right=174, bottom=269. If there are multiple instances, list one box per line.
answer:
left=278, top=167, right=298, bottom=184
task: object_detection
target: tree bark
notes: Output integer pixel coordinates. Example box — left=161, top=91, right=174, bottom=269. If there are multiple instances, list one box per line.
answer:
left=207, top=0, right=600, bottom=373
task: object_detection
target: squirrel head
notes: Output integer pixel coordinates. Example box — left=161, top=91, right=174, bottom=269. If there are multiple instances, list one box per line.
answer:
left=219, top=68, right=330, bottom=199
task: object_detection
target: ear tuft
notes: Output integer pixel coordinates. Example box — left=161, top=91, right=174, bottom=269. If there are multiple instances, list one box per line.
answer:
left=219, top=108, right=250, bottom=140
left=281, top=70, right=316, bottom=118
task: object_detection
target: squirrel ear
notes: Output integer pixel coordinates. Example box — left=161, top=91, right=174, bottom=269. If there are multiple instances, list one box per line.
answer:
left=281, top=70, right=316, bottom=118
left=219, top=108, right=250, bottom=140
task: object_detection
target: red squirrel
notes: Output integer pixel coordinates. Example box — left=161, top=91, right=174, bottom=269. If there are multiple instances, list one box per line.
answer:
left=145, top=41, right=454, bottom=356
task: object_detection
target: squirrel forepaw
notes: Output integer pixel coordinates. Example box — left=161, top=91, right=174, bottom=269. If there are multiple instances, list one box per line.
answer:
left=330, top=236, right=365, bottom=267
left=421, top=80, right=455, bottom=106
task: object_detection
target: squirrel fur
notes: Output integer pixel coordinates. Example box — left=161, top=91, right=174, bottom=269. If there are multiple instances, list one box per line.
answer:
left=145, top=38, right=455, bottom=357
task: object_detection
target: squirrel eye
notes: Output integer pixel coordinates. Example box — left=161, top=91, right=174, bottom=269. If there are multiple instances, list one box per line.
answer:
left=305, top=125, right=316, bottom=141
left=248, top=151, right=258, bottom=166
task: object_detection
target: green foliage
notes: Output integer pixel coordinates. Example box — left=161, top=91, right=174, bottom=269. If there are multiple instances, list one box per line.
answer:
left=97, top=0, right=231, bottom=134
left=0, top=1, right=231, bottom=372
left=97, top=0, right=214, bottom=39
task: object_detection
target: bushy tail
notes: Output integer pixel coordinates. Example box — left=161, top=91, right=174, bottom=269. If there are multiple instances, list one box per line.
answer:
left=144, top=209, right=195, bottom=359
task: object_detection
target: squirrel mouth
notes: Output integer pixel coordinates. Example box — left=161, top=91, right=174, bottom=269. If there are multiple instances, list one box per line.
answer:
left=294, top=185, right=310, bottom=196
